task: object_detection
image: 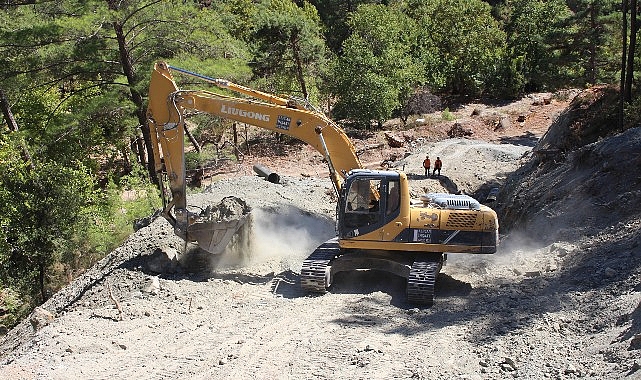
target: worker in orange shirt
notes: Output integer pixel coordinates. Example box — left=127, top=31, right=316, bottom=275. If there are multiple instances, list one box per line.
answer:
left=423, top=155, right=431, bottom=177
left=434, top=157, right=442, bottom=176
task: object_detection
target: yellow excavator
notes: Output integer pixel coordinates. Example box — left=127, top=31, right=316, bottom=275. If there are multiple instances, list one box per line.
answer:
left=146, top=62, right=498, bottom=304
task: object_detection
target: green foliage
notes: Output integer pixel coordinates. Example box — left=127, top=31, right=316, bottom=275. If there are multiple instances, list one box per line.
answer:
left=184, top=145, right=226, bottom=172
left=0, top=134, right=160, bottom=325
left=560, top=0, right=620, bottom=86
left=79, top=171, right=161, bottom=260
left=486, top=53, right=528, bottom=98
left=0, top=287, right=28, bottom=328
left=164, top=3, right=251, bottom=63
left=624, top=93, right=641, bottom=127
left=249, top=0, right=327, bottom=101
left=441, top=108, right=455, bottom=121
left=498, top=0, right=572, bottom=92
left=494, top=0, right=620, bottom=92
left=0, top=147, right=95, bottom=302
left=213, top=0, right=259, bottom=42
left=405, top=0, right=506, bottom=96
left=326, top=4, right=422, bottom=127
left=309, top=0, right=380, bottom=54
left=12, top=86, right=112, bottom=174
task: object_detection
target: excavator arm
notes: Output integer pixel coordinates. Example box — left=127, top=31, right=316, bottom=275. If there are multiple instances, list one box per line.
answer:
left=146, top=61, right=362, bottom=252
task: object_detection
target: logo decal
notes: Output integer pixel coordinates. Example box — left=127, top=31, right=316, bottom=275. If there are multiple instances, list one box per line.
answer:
left=221, top=104, right=270, bottom=122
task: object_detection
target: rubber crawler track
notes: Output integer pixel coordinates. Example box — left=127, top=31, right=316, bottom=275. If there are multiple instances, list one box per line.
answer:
left=300, top=239, right=340, bottom=293
left=406, top=260, right=442, bottom=305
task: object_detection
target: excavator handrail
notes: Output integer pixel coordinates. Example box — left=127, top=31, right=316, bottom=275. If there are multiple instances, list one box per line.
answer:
left=166, top=64, right=293, bottom=108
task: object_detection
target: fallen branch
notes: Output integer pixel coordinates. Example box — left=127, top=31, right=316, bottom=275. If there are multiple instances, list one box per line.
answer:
left=107, top=283, right=123, bottom=321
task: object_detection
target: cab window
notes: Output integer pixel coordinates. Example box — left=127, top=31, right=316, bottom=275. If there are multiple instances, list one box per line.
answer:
left=344, top=178, right=381, bottom=229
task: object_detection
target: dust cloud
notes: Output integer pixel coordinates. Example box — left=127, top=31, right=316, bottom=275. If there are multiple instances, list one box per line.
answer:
left=203, top=206, right=335, bottom=270
left=445, top=229, right=552, bottom=279
left=248, top=206, right=336, bottom=261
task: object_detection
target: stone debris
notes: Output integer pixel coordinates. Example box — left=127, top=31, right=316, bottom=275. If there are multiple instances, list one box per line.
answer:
left=202, top=196, right=251, bottom=222
left=447, top=122, right=473, bottom=138
left=142, top=276, right=160, bottom=295
left=501, top=357, right=517, bottom=371
left=384, top=132, right=404, bottom=148
left=29, top=307, right=54, bottom=331
left=144, top=247, right=180, bottom=274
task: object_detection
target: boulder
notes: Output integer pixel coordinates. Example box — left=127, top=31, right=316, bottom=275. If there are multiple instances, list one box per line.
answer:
left=29, top=307, right=54, bottom=331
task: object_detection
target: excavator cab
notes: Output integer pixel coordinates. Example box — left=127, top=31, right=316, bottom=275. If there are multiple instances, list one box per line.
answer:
left=338, top=170, right=402, bottom=239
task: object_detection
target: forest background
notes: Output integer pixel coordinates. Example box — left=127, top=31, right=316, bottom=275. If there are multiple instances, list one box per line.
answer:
left=1, top=0, right=640, bottom=330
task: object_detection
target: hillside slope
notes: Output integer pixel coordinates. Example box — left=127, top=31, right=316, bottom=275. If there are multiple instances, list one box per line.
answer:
left=498, top=86, right=641, bottom=241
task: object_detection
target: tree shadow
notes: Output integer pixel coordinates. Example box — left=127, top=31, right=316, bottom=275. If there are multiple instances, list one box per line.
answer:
left=270, top=269, right=305, bottom=299
left=89, top=313, right=121, bottom=323
left=118, top=251, right=276, bottom=286
left=329, top=270, right=408, bottom=304
left=441, top=95, right=516, bottom=113
left=374, top=226, right=641, bottom=344
left=434, top=175, right=460, bottom=194
left=269, top=269, right=408, bottom=303
left=498, top=131, right=539, bottom=147
left=406, top=173, right=461, bottom=194
left=437, top=273, right=473, bottom=298
left=618, top=298, right=641, bottom=349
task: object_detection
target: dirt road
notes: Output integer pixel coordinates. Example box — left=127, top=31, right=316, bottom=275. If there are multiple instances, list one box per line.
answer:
left=1, top=93, right=640, bottom=379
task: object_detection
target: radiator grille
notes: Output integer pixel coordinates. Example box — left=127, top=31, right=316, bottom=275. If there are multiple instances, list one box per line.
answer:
left=447, top=198, right=473, bottom=209
left=446, top=213, right=477, bottom=229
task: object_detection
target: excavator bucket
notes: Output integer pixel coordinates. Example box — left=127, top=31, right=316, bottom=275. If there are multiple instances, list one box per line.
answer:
left=183, top=196, right=252, bottom=255
left=186, top=214, right=250, bottom=255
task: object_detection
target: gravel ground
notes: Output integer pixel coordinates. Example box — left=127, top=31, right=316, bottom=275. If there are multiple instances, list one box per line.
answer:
left=1, top=92, right=640, bottom=380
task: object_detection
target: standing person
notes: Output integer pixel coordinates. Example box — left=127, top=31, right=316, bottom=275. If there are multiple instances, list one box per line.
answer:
left=423, top=155, right=431, bottom=177
left=434, top=157, right=442, bottom=176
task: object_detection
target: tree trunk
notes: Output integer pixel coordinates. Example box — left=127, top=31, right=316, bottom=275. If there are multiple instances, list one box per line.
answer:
left=39, top=262, right=46, bottom=303
left=588, top=5, right=598, bottom=84
left=0, top=88, right=18, bottom=132
left=136, top=134, right=146, bottom=166
left=184, top=124, right=201, bottom=153
left=290, top=34, right=309, bottom=100
left=625, top=0, right=637, bottom=102
left=244, top=124, right=251, bottom=155
left=621, top=0, right=628, bottom=128
left=107, top=3, right=157, bottom=184
left=122, top=143, right=131, bottom=173
left=1, top=87, right=34, bottom=169
left=232, top=123, right=239, bottom=160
